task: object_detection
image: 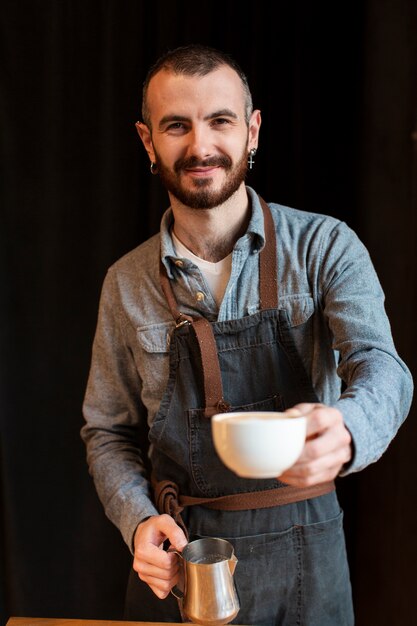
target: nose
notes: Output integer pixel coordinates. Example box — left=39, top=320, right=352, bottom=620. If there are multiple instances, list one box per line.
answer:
left=186, top=125, right=212, bottom=160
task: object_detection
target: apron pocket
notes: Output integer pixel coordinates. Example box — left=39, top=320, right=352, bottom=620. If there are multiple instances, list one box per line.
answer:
left=296, top=510, right=354, bottom=626
left=188, top=395, right=285, bottom=498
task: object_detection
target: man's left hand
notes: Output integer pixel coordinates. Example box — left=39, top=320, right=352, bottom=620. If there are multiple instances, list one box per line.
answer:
left=278, top=403, right=352, bottom=487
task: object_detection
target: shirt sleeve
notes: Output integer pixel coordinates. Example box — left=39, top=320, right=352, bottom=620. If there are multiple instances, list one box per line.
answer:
left=319, top=221, right=413, bottom=474
left=81, top=268, right=158, bottom=552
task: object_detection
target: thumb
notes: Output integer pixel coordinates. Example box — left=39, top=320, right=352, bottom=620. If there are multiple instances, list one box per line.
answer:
left=285, top=403, right=321, bottom=417
left=156, top=514, right=188, bottom=551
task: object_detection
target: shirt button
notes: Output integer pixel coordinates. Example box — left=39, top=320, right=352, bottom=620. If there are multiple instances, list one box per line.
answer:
left=196, top=291, right=205, bottom=302
left=174, top=259, right=184, bottom=267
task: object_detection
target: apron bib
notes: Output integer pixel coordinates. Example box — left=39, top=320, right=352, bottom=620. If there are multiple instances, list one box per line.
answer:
left=125, top=198, right=354, bottom=625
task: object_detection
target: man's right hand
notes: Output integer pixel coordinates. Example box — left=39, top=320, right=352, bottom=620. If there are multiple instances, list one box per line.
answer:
left=133, top=514, right=188, bottom=599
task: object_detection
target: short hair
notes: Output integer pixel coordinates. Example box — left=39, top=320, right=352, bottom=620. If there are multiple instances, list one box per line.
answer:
left=141, top=44, right=253, bottom=128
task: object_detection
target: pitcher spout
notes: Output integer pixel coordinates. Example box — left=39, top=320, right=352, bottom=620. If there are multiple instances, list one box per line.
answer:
left=228, top=553, right=238, bottom=575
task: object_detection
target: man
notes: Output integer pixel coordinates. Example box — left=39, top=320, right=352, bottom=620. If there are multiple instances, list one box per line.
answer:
left=81, top=45, right=413, bottom=625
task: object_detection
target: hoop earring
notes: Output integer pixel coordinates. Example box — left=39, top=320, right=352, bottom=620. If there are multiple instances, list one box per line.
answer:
left=150, top=162, right=158, bottom=175
left=248, top=148, right=257, bottom=170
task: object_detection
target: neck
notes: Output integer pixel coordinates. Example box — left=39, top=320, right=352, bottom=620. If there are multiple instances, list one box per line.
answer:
left=170, top=186, right=251, bottom=262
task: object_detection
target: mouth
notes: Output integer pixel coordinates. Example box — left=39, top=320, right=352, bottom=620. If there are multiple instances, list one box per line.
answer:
left=175, top=155, right=232, bottom=176
left=184, top=166, right=221, bottom=178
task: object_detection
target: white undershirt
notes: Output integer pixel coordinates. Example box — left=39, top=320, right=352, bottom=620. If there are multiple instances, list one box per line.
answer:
left=172, top=231, right=232, bottom=307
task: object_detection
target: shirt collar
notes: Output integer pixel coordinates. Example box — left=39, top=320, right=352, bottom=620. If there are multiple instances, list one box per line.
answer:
left=160, top=186, right=266, bottom=278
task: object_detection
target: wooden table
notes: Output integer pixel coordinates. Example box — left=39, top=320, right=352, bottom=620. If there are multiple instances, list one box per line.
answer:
left=7, top=618, right=248, bottom=626
left=6, top=617, right=178, bottom=626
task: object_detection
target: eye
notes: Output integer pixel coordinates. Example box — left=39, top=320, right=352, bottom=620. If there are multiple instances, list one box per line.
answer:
left=164, top=122, right=188, bottom=134
left=212, top=117, right=231, bottom=126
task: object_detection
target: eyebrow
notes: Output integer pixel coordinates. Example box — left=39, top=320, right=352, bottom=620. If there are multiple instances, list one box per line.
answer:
left=158, top=108, right=239, bottom=130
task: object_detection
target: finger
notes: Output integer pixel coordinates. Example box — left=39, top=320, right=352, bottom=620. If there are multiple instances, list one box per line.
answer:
left=136, top=549, right=182, bottom=597
left=135, top=515, right=188, bottom=561
left=288, top=402, right=322, bottom=416
left=283, top=407, right=304, bottom=418
left=140, top=573, right=177, bottom=599
left=134, top=549, right=179, bottom=578
left=293, top=444, right=351, bottom=477
left=135, top=540, right=179, bottom=569
left=147, top=514, right=188, bottom=551
left=304, top=406, right=344, bottom=438
left=279, top=469, right=335, bottom=488
left=297, top=421, right=351, bottom=464
left=137, top=565, right=179, bottom=586
left=284, top=403, right=334, bottom=438
left=279, top=444, right=352, bottom=486
left=134, top=551, right=180, bottom=599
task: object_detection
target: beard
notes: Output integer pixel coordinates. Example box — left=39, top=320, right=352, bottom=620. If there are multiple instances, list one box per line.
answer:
left=154, top=145, right=249, bottom=209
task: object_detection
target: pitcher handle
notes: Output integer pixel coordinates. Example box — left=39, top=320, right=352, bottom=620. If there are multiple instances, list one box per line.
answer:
left=167, top=547, right=185, bottom=599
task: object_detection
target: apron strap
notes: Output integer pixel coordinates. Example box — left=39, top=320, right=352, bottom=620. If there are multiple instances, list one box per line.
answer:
left=190, top=317, right=231, bottom=417
left=159, top=196, right=277, bottom=416
left=154, top=478, right=335, bottom=516
left=159, top=267, right=230, bottom=416
left=159, top=259, right=194, bottom=328
left=153, top=478, right=189, bottom=540
left=258, top=196, right=278, bottom=309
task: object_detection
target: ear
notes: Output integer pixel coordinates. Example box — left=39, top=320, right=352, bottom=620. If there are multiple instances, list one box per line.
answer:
left=135, top=121, right=156, bottom=163
left=248, top=109, right=261, bottom=151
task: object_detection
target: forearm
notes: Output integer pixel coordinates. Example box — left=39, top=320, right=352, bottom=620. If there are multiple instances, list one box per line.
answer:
left=334, top=351, right=413, bottom=474
left=82, top=417, right=159, bottom=550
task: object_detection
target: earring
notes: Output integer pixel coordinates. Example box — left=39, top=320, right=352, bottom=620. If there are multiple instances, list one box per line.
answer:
left=150, top=162, right=158, bottom=175
left=248, top=148, right=257, bottom=170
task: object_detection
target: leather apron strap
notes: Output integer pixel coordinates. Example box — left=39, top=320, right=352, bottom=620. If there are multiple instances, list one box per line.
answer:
left=155, top=478, right=335, bottom=518
left=259, top=196, right=278, bottom=309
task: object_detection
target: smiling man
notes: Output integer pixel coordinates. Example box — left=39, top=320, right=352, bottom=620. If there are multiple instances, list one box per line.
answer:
left=81, top=45, right=412, bottom=625
left=137, top=64, right=258, bottom=215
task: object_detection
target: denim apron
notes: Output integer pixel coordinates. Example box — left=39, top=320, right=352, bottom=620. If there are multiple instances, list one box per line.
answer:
left=125, top=199, right=354, bottom=625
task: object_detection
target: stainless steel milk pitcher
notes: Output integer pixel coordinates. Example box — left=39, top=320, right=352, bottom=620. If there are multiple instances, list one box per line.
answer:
left=170, top=537, right=240, bottom=625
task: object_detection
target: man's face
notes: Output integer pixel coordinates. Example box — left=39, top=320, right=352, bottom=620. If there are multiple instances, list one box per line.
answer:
left=137, top=66, right=260, bottom=209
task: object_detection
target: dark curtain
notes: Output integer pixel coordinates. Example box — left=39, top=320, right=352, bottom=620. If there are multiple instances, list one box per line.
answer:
left=1, top=1, right=415, bottom=624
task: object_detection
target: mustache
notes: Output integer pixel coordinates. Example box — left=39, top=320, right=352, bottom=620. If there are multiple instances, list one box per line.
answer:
left=174, top=154, right=232, bottom=173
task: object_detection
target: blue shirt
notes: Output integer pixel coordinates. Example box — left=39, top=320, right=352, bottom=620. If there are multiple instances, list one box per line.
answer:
left=82, top=186, right=413, bottom=550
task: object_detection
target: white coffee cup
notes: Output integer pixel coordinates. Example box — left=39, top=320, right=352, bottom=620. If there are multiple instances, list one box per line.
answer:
left=211, top=411, right=307, bottom=478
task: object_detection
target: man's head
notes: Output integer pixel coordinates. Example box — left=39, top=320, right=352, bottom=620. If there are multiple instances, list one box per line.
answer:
left=141, top=44, right=253, bottom=130
left=136, top=44, right=261, bottom=210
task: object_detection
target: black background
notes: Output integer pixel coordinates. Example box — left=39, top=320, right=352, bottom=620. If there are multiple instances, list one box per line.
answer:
left=1, top=1, right=416, bottom=625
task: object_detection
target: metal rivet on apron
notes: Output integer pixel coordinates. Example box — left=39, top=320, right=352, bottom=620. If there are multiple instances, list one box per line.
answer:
left=196, top=291, right=205, bottom=302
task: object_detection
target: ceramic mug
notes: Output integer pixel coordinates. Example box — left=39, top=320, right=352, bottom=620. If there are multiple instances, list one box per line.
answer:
left=211, top=411, right=307, bottom=478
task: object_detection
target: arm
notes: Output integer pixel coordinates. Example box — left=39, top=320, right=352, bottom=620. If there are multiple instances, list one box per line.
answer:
left=82, top=268, right=188, bottom=597
left=81, top=268, right=159, bottom=550
left=323, top=222, right=413, bottom=473
left=280, top=222, right=413, bottom=485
